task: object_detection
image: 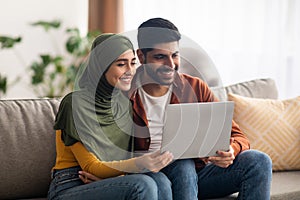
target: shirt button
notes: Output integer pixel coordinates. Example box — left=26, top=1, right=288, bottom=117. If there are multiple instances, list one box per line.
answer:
left=146, top=139, right=150, bottom=142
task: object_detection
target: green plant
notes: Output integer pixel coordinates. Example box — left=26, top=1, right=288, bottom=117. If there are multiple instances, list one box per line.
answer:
left=28, top=20, right=100, bottom=97
left=0, top=36, right=22, bottom=48
left=0, top=20, right=100, bottom=98
left=0, top=36, right=22, bottom=98
left=0, top=74, right=7, bottom=98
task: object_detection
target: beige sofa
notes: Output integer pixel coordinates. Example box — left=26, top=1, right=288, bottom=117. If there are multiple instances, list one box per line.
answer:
left=0, top=78, right=300, bottom=200
left=210, top=78, right=300, bottom=200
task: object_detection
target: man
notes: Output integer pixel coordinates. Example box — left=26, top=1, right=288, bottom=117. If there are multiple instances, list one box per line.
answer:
left=129, top=17, right=272, bottom=199
left=80, top=18, right=272, bottom=199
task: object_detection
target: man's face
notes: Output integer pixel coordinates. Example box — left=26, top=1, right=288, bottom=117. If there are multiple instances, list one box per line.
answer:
left=140, top=41, right=180, bottom=85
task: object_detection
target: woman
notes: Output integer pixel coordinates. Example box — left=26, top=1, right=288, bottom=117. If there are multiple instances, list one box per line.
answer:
left=48, top=33, right=173, bottom=200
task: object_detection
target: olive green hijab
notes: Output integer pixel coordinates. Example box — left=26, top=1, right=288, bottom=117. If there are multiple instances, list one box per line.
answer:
left=54, top=33, right=135, bottom=161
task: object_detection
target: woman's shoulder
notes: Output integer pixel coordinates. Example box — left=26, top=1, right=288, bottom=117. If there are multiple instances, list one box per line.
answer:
left=58, top=90, right=94, bottom=114
left=58, top=91, right=82, bottom=112
left=59, top=92, right=74, bottom=108
left=60, top=91, right=84, bottom=105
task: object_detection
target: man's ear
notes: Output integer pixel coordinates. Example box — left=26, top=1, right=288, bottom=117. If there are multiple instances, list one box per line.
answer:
left=137, top=49, right=145, bottom=64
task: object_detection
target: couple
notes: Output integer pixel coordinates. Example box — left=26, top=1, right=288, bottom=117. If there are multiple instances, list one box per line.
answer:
left=48, top=18, right=272, bottom=200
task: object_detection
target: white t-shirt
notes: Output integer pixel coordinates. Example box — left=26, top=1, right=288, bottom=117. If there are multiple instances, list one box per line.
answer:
left=138, top=86, right=172, bottom=152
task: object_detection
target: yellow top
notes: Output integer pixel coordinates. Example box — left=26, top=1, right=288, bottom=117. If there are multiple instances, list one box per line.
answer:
left=53, top=130, right=141, bottom=179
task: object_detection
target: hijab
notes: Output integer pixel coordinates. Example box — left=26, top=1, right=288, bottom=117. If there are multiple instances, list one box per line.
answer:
left=54, top=33, right=135, bottom=161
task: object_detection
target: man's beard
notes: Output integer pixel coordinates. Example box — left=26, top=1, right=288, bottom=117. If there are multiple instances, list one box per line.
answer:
left=145, top=64, right=177, bottom=86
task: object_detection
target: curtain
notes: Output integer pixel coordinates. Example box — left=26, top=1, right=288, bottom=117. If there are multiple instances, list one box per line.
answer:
left=89, top=0, right=124, bottom=33
left=123, top=0, right=300, bottom=99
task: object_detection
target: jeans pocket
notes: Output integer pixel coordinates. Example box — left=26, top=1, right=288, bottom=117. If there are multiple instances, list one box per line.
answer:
left=48, top=168, right=83, bottom=199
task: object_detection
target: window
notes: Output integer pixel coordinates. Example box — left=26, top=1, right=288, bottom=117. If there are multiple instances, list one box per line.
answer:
left=123, top=0, right=300, bottom=99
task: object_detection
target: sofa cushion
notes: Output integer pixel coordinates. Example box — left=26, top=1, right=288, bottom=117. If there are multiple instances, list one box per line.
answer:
left=179, top=47, right=223, bottom=87
left=0, top=98, right=60, bottom=199
left=210, top=171, right=300, bottom=200
left=228, top=93, right=300, bottom=171
left=211, top=78, right=278, bottom=101
left=271, top=171, right=300, bottom=200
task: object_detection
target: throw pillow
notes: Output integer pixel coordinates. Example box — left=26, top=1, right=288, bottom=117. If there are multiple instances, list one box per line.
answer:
left=227, top=93, right=300, bottom=171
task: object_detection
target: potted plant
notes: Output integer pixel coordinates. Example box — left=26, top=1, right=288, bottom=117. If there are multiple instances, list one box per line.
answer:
left=28, top=20, right=100, bottom=98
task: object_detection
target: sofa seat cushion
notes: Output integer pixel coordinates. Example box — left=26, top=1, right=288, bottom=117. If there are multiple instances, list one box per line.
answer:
left=271, top=171, right=300, bottom=200
left=209, top=171, right=300, bottom=200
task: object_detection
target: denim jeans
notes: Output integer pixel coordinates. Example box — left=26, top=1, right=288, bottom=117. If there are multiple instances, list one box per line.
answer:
left=48, top=166, right=160, bottom=200
left=197, top=150, right=272, bottom=200
left=144, top=171, right=172, bottom=200
left=161, top=159, right=198, bottom=200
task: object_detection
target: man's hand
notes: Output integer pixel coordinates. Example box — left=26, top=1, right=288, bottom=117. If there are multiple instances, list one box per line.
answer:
left=78, top=170, right=102, bottom=184
left=207, top=138, right=235, bottom=168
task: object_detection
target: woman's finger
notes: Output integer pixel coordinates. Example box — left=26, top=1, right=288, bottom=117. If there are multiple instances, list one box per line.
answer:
left=78, top=171, right=101, bottom=182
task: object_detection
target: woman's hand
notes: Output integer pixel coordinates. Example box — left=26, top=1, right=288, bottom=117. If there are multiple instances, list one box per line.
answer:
left=79, top=170, right=102, bottom=184
left=135, top=150, right=174, bottom=173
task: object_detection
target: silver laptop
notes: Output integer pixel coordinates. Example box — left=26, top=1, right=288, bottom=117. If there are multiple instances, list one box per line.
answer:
left=161, top=101, right=234, bottom=159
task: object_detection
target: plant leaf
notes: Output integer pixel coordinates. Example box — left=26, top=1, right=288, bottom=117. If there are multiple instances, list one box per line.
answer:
left=0, top=74, right=7, bottom=94
left=0, top=36, right=22, bottom=49
left=30, top=61, right=46, bottom=85
left=31, top=20, right=61, bottom=31
left=40, top=54, right=52, bottom=66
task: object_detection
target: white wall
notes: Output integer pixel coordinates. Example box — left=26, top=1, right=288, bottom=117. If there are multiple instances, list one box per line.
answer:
left=0, top=0, right=88, bottom=99
left=123, top=0, right=300, bottom=99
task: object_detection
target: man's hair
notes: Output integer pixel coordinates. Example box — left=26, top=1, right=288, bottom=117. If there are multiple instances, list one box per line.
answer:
left=137, top=18, right=181, bottom=55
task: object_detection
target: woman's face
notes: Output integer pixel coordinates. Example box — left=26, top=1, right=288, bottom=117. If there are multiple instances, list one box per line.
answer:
left=105, top=49, right=137, bottom=91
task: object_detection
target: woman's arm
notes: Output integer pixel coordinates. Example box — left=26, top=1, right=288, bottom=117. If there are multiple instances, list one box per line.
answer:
left=71, top=142, right=174, bottom=179
left=70, top=142, right=141, bottom=179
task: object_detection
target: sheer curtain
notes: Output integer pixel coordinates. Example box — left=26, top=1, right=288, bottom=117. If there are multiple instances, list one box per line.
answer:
left=123, top=0, right=300, bottom=99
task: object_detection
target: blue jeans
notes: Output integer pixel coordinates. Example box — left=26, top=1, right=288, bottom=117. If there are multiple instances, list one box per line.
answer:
left=161, top=159, right=198, bottom=200
left=197, top=150, right=272, bottom=200
left=48, top=166, right=161, bottom=200
left=144, top=171, right=172, bottom=200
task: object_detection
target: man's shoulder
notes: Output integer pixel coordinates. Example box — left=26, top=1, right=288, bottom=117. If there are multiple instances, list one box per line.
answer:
left=179, top=72, right=201, bottom=79
left=177, top=72, right=206, bottom=85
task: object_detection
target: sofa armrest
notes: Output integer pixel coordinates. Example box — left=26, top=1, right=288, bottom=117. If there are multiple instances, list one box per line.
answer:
left=0, top=98, right=60, bottom=199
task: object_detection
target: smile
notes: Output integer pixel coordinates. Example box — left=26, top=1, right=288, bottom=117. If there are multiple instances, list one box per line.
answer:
left=119, top=76, right=133, bottom=83
left=157, top=68, right=175, bottom=79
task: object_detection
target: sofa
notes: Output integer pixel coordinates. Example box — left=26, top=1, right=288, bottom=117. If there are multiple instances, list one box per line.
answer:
left=1, top=77, right=300, bottom=200
left=210, top=78, right=300, bottom=200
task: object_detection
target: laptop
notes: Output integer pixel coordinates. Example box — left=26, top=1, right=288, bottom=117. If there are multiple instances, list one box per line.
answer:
left=160, top=101, right=234, bottom=159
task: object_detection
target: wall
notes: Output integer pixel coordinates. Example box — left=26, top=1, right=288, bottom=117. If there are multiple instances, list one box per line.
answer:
left=0, top=0, right=88, bottom=99
left=123, top=0, right=300, bottom=99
